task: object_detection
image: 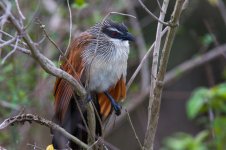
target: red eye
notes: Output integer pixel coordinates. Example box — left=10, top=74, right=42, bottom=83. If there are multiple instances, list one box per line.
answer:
left=112, top=31, right=118, bottom=36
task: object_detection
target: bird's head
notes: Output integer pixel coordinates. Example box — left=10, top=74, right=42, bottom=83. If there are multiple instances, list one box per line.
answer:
left=101, top=20, right=135, bottom=42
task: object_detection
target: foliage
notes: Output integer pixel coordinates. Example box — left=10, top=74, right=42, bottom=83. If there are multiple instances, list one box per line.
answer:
left=162, top=83, right=226, bottom=150
left=161, top=131, right=208, bottom=150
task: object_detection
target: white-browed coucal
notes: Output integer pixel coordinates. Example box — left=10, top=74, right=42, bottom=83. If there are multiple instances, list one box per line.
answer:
left=50, top=20, right=134, bottom=149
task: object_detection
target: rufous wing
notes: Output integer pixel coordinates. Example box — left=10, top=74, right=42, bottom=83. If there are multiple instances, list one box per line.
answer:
left=54, top=33, right=93, bottom=121
left=98, top=76, right=126, bottom=118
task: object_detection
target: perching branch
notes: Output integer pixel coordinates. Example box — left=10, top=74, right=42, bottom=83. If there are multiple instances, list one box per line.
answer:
left=0, top=113, right=89, bottom=149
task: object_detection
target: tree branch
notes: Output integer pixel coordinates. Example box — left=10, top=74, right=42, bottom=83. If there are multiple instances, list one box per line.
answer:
left=137, top=0, right=169, bottom=26
left=0, top=113, right=89, bottom=149
left=148, top=0, right=169, bottom=128
left=0, top=1, right=86, bottom=98
left=126, top=0, right=150, bottom=91
left=127, top=27, right=169, bottom=90
left=143, top=0, right=186, bottom=149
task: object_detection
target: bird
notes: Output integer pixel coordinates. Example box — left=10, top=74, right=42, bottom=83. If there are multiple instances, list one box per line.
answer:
left=49, top=19, right=134, bottom=149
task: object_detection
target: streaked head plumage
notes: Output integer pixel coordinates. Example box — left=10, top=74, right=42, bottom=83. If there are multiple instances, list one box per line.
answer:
left=101, top=20, right=135, bottom=41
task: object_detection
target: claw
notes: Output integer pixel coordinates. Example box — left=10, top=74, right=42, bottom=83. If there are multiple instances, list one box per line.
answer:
left=104, top=91, right=121, bottom=116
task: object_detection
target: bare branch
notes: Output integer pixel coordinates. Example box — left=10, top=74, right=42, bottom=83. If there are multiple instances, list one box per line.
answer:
left=0, top=0, right=11, bottom=27
left=148, top=0, right=169, bottom=129
left=125, top=109, right=143, bottom=150
left=144, top=0, right=186, bottom=149
left=64, top=0, right=72, bottom=57
left=0, top=36, right=16, bottom=48
left=126, top=0, right=150, bottom=91
left=127, top=27, right=169, bottom=90
left=2, top=37, right=19, bottom=64
left=0, top=1, right=86, bottom=97
left=0, top=113, right=89, bottom=149
left=0, top=39, right=31, bottom=55
left=0, top=99, right=20, bottom=111
left=164, top=43, right=226, bottom=84
left=15, top=0, right=26, bottom=20
left=156, top=0, right=164, bottom=12
left=137, top=0, right=169, bottom=26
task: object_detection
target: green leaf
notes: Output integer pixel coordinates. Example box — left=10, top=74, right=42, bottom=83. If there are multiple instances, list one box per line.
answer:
left=201, top=34, right=213, bottom=46
left=72, top=0, right=88, bottom=9
left=163, top=133, right=193, bottom=150
left=195, top=131, right=209, bottom=143
left=187, top=88, right=209, bottom=119
left=162, top=132, right=208, bottom=150
left=210, top=83, right=226, bottom=99
left=213, top=117, right=226, bottom=150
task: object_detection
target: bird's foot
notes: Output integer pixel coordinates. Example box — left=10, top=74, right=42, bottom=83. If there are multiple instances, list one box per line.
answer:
left=104, top=91, right=121, bottom=116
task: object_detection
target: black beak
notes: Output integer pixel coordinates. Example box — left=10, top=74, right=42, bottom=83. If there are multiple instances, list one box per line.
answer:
left=123, top=32, right=135, bottom=42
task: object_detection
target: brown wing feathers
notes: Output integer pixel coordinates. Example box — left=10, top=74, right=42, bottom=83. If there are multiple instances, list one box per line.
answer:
left=54, top=33, right=92, bottom=121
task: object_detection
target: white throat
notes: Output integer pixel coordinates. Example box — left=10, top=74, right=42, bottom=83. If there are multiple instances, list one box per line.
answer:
left=85, top=38, right=130, bottom=92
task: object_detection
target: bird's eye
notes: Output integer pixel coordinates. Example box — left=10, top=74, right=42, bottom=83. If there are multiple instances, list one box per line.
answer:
left=111, top=31, right=118, bottom=37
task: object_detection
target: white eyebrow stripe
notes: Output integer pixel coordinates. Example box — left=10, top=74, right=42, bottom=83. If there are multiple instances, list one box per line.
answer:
left=108, top=27, right=123, bottom=34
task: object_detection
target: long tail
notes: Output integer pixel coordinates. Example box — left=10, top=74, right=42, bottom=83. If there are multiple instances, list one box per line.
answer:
left=51, top=94, right=101, bottom=149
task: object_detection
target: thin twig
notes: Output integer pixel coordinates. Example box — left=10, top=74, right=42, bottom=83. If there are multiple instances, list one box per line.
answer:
left=87, top=138, right=100, bottom=150
left=0, top=39, right=31, bottom=55
left=2, top=37, right=19, bottom=64
left=37, top=21, right=63, bottom=54
left=0, top=113, right=89, bottom=149
left=0, top=30, right=28, bottom=47
left=137, top=0, right=169, bottom=26
left=156, top=0, right=164, bottom=12
left=217, top=0, right=226, bottom=26
left=0, top=99, right=20, bottom=110
left=24, top=0, right=41, bottom=30
left=126, top=0, right=150, bottom=91
left=37, top=20, right=77, bottom=74
left=27, top=143, right=44, bottom=150
left=164, top=43, right=226, bottom=84
left=0, top=1, right=11, bottom=27
left=0, top=36, right=16, bottom=48
left=109, top=12, right=136, bottom=18
left=125, top=108, right=143, bottom=150
left=126, top=27, right=169, bottom=90
left=15, top=0, right=26, bottom=20
left=63, top=0, right=72, bottom=57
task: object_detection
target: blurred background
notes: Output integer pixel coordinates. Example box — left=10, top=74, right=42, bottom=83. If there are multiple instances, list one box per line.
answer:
left=0, top=0, right=226, bottom=149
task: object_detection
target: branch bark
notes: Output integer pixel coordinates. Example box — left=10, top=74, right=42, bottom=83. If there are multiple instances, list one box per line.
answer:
left=148, top=0, right=169, bottom=128
left=0, top=114, right=89, bottom=149
left=143, top=0, right=186, bottom=149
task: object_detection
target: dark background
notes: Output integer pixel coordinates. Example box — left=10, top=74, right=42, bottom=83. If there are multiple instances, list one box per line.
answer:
left=0, top=0, right=226, bottom=149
